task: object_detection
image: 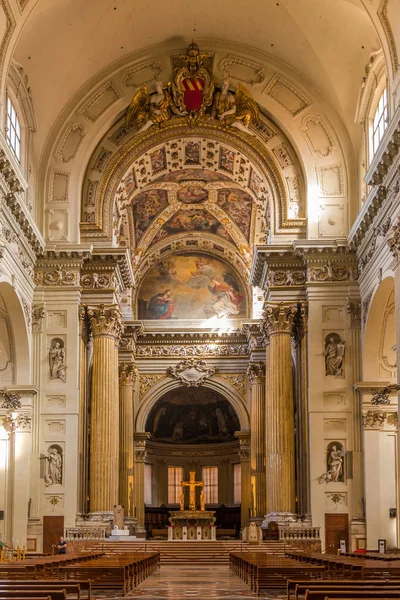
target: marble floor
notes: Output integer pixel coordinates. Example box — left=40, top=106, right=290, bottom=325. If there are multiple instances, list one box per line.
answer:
left=105, top=565, right=284, bottom=599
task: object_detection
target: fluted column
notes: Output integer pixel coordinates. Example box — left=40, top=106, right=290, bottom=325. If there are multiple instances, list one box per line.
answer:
left=88, top=305, right=123, bottom=514
left=247, top=362, right=266, bottom=518
left=119, top=363, right=137, bottom=516
left=296, top=301, right=310, bottom=516
left=134, top=432, right=151, bottom=534
left=78, top=305, right=91, bottom=514
left=263, top=301, right=297, bottom=516
left=236, top=431, right=251, bottom=527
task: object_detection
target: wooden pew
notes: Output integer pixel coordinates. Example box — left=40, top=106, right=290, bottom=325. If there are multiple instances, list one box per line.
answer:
left=0, top=582, right=82, bottom=600
left=306, top=591, right=400, bottom=600
left=0, top=592, right=66, bottom=600
left=287, top=579, right=400, bottom=600
left=0, top=580, right=91, bottom=600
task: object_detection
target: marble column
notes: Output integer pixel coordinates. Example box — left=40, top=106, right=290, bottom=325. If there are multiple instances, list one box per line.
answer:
left=78, top=305, right=91, bottom=515
left=236, top=431, right=251, bottom=527
left=119, top=363, right=137, bottom=516
left=134, top=432, right=150, bottom=535
left=296, top=301, right=310, bottom=517
left=247, top=362, right=266, bottom=518
left=263, top=301, right=297, bottom=517
left=87, top=305, right=123, bottom=515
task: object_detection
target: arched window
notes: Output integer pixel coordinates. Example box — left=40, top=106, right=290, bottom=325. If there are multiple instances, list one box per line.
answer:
left=6, top=96, right=21, bottom=163
left=372, top=88, right=388, bottom=156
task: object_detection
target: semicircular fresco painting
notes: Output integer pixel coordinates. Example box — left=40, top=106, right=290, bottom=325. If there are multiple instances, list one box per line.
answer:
left=137, top=254, right=247, bottom=320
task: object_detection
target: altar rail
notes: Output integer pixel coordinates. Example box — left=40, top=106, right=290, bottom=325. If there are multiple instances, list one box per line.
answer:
left=65, top=527, right=106, bottom=540
left=279, top=525, right=320, bottom=540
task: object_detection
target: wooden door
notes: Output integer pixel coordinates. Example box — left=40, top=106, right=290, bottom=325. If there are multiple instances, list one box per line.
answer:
left=325, top=513, right=348, bottom=553
left=43, top=515, right=64, bottom=554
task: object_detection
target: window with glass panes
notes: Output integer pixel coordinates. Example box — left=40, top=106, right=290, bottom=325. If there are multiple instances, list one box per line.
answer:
left=168, top=466, right=183, bottom=504
left=6, top=97, right=21, bottom=163
left=202, top=466, right=218, bottom=504
left=372, top=88, right=388, bottom=156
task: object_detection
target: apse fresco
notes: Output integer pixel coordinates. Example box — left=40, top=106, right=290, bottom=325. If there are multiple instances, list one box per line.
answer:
left=137, top=254, right=247, bottom=320
left=146, top=388, right=240, bottom=444
left=132, top=189, right=169, bottom=242
left=216, top=189, right=253, bottom=241
left=177, top=183, right=208, bottom=204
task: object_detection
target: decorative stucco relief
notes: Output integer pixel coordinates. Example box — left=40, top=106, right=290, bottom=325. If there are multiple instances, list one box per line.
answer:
left=55, top=124, right=85, bottom=163
left=219, top=55, right=265, bottom=86
left=121, top=60, right=163, bottom=87
left=263, top=74, right=310, bottom=116
left=300, top=115, right=334, bottom=158
left=79, top=81, right=122, bottom=122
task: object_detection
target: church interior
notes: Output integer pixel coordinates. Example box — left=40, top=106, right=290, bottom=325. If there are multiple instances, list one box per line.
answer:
left=0, top=0, right=400, bottom=597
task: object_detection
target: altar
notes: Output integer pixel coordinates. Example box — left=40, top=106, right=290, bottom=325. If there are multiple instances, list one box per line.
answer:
left=168, top=471, right=216, bottom=541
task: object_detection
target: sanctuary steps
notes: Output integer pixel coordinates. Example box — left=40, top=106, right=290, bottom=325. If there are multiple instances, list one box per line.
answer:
left=77, top=540, right=286, bottom=565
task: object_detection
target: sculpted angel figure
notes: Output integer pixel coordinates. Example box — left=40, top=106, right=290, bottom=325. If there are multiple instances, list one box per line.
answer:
left=44, top=447, right=62, bottom=486
left=126, top=80, right=187, bottom=132
left=212, top=79, right=259, bottom=134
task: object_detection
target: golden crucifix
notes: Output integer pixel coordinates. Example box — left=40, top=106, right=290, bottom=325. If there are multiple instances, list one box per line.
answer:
left=181, top=471, right=204, bottom=511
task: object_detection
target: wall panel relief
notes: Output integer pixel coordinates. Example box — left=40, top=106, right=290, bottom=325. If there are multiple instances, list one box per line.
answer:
left=56, top=124, right=85, bottom=163
left=301, top=115, right=334, bottom=158
left=219, top=55, right=266, bottom=86
left=318, top=203, right=345, bottom=238
left=49, top=171, right=70, bottom=203
left=263, top=74, right=310, bottom=116
left=79, top=81, right=122, bottom=122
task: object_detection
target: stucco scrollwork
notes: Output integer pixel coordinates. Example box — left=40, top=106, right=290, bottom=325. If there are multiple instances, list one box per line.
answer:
left=0, top=390, right=22, bottom=410
left=34, top=267, right=79, bottom=287
left=167, top=359, right=216, bottom=387
left=308, top=261, right=350, bottom=282
left=81, top=273, right=114, bottom=289
left=371, top=384, right=400, bottom=405
left=139, top=374, right=166, bottom=398
left=267, top=269, right=306, bottom=287
left=218, top=374, right=246, bottom=397
left=362, top=410, right=387, bottom=429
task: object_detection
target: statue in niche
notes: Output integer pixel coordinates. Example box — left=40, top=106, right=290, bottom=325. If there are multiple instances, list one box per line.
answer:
left=324, top=333, right=345, bottom=376
left=44, top=445, right=63, bottom=486
left=319, top=441, right=345, bottom=483
left=126, top=79, right=187, bottom=132
left=49, top=338, right=66, bottom=382
left=212, top=78, right=259, bottom=134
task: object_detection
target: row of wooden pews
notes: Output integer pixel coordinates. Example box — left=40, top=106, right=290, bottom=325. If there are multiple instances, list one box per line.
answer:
left=287, top=578, right=400, bottom=600
left=230, top=551, right=324, bottom=595
left=59, top=551, right=159, bottom=595
left=287, top=550, right=400, bottom=580
left=0, top=548, right=159, bottom=597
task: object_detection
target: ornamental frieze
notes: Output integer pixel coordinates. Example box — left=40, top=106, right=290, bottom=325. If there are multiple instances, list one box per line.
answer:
left=267, top=269, right=306, bottom=287
left=308, top=261, right=352, bottom=282
left=34, top=267, right=80, bottom=287
left=136, top=343, right=249, bottom=358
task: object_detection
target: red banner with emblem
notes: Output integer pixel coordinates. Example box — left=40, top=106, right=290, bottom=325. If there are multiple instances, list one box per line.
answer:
left=182, top=77, right=204, bottom=112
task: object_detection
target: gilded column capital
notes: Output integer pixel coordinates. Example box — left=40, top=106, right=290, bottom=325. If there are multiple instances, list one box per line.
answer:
left=134, top=432, right=151, bottom=463
left=87, top=304, right=124, bottom=340
left=262, top=301, right=298, bottom=336
left=247, top=362, right=266, bottom=385
left=119, top=363, right=138, bottom=386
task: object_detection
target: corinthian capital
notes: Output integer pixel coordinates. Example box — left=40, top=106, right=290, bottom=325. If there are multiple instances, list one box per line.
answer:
left=262, top=301, right=298, bottom=336
left=247, top=362, right=265, bottom=384
left=119, top=363, right=138, bottom=385
left=387, top=216, right=400, bottom=269
left=87, top=304, right=124, bottom=340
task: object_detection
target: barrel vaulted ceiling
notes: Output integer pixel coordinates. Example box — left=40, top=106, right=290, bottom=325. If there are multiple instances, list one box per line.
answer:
left=13, top=0, right=380, bottom=162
